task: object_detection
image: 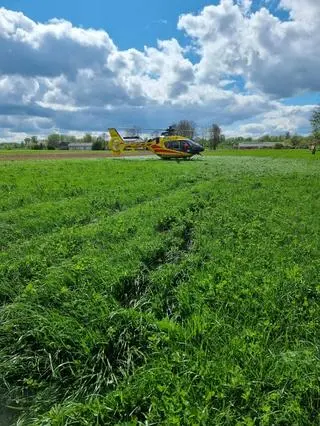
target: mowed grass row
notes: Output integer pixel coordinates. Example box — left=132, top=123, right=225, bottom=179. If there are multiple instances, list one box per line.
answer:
left=0, top=154, right=320, bottom=425
left=207, top=148, right=320, bottom=160
left=0, top=159, right=208, bottom=249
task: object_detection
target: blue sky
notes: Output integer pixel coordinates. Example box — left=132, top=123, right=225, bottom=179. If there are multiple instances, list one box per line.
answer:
left=1, top=0, right=218, bottom=49
left=0, top=0, right=292, bottom=53
left=0, top=0, right=319, bottom=140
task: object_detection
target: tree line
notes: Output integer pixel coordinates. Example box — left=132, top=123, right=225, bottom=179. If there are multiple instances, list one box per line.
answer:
left=113, top=109, right=320, bottom=150
left=1, top=106, right=320, bottom=150
left=21, top=133, right=107, bottom=150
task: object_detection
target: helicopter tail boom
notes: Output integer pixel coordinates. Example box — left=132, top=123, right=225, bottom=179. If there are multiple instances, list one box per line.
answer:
left=108, top=128, right=151, bottom=153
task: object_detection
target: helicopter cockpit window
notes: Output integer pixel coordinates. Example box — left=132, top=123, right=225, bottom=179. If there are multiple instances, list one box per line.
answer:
left=165, top=141, right=179, bottom=150
left=165, top=140, right=195, bottom=151
left=181, top=141, right=190, bottom=151
left=166, top=140, right=189, bottom=150
left=179, top=140, right=190, bottom=151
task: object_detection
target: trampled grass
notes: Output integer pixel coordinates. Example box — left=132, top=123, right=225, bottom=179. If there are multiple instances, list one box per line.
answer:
left=208, top=148, right=320, bottom=160
left=0, top=153, right=319, bottom=425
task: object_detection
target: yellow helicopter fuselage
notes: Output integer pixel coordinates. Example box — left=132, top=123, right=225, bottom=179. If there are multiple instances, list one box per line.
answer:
left=108, top=129, right=204, bottom=159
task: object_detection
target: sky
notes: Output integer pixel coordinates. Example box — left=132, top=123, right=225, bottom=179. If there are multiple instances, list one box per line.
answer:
left=0, top=0, right=319, bottom=141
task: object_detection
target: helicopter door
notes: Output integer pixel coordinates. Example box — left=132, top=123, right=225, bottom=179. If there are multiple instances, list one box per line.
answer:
left=175, top=140, right=190, bottom=152
left=181, top=141, right=190, bottom=152
left=165, top=141, right=179, bottom=150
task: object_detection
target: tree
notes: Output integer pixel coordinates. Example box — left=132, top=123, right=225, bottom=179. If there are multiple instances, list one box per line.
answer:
left=92, top=136, right=106, bottom=150
left=125, top=126, right=141, bottom=137
left=310, top=106, right=320, bottom=140
left=83, top=133, right=93, bottom=143
left=291, top=134, right=301, bottom=148
left=175, top=120, right=196, bottom=139
left=30, top=136, right=43, bottom=150
left=208, top=124, right=221, bottom=150
left=58, top=135, right=77, bottom=144
left=47, top=133, right=61, bottom=149
left=259, top=134, right=271, bottom=142
left=24, top=137, right=31, bottom=148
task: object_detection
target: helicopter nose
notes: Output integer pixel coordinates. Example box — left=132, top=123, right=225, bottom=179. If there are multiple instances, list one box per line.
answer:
left=195, top=146, right=204, bottom=154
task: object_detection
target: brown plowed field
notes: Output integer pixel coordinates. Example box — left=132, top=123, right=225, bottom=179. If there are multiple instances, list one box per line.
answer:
left=0, top=150, right=153, bottom=161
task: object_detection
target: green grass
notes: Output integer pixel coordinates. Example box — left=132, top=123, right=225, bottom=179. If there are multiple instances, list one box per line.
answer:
left=0, top=147, right=318, bottom=160
left=0, top=153, right=319, bottom=425
left=0, top=149, right=76, bottom=155
left=0, top=150, right=115, bottom=158
left=208, top=148, right=320, bottom=160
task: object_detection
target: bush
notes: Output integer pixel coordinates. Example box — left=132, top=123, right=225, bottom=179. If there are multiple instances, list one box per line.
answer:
left=92, top=137, right=105, bottom=151
left=274, top=143, right=283, bottom=149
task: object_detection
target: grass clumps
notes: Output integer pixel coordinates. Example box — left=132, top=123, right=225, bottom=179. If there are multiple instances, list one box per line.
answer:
left=0, top=153, right=319, bottom=424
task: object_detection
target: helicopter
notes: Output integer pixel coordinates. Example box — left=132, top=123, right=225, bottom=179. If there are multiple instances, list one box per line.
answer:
left=108, top=128, right=204, bottom=159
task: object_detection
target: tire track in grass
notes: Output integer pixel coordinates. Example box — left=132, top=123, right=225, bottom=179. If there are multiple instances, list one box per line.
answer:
left=2, top=157, right=320, bottom=425
left=0, top=173, right=202, bottom=255
left=0, top=159, right=209, bottom=251
left=0, top=177, right=196, bottom=251
left=0, top=183, right=215, bottom=422
left=0, top=159, right=205, bottom=213
left=0, top=181, right=214, bottom=306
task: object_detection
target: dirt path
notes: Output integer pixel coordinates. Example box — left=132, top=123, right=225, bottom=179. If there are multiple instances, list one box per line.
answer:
left=0, top=150, right=154, bottom=161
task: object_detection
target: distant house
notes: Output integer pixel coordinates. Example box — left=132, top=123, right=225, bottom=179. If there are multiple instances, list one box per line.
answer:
left=237, top=142, right=276, bottom=149
left=68, top=143, right=92, bottom=150
left=59, top=142, right=69, bottom=150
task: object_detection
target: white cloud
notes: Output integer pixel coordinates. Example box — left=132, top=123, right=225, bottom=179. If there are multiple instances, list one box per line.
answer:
left=279, top=0, right=320, bottom=23
left=0, top=75, right=39, bottom=104
left=0, top=2, right=319, bottom=140
left=225, top=103, right=315, bottom=137
left=178, top=0, right=320, bottom=96
left=0, top=7, right=115, bottom=77
left=237, top=0, right=252, bottom=14
left=257, top=104, right=314, bottom=133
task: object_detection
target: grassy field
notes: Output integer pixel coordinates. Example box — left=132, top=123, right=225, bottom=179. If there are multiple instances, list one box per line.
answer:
left=0, top=152, right=319, bottom=425
left=0, top=150, right=154, bottom=162
left=208, top=148, right=320, bottom=160
left=0, top=147, right=319, bottom=160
